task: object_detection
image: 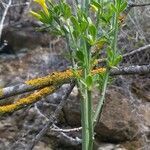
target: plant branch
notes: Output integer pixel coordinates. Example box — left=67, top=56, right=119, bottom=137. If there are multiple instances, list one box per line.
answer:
left=0, top=85, right=59, bottom=115
left=123, top=44, right=150, bottom=58
left=0, top=0, right=12, bottom=40
left=0, top=65, right=149, bottom=101
left=129, top=3, right=150, bottom=8
left=93, top=72, right=109, bottom=126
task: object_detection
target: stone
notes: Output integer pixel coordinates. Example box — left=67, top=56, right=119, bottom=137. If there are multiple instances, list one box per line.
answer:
left=95, top=87, right=139, bottom=142
left=2, top=26, right=52, bottom=50
left=63, top=86, right=81, bottom=126
left=64, top=86, right=139, bottom=142
left=96, top=143, right=127, bottom=150
left=131, top=77, right=150, bottom=102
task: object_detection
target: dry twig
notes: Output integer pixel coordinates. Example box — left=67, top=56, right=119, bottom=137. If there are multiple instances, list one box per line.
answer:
left=0, top=0, right=12, bottom=40
left=27, top=82, right=75, bottom=150
left=123, top=44, right=150, bottom=58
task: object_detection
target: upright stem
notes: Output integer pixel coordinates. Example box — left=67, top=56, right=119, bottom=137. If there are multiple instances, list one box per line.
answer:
left=0, top=0, right=12, bottom=40
left=112, top=13, right=119, bottom=54
left=93, top=72, right=109, bottom=126
left=112, top=0, right=119, bottom=54
left=81, top=39, right=93, bottom=150
left=96, top=0, right=103, bottom=28
left=93, top=0, right=120, bottom=127
left=80, top=89, right=90, bottom=150
left=79, top=0, right=94, bottom=148
left=87, top=89, right=93, bottom=150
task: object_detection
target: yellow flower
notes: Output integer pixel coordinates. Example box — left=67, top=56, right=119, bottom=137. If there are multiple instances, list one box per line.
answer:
left=34, top=0, right=49, bottom=15
left=30, top=11, right=42, bottom=20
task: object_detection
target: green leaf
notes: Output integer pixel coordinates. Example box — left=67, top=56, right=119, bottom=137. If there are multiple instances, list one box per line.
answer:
left=91, top=1, right=101, bottom=9
left=95, top=37, right=108, bottom=46
left=53, top=5, right=61, bottom=16
left=63, top=3, right=72, bottom=19
left=72, top=30, right=80, bottom=39
left=85, top=75, right=93, bottom=89
left=116, top=0, right=122, bottom=6
left=107, top=47, right=113, bottom=58
left=101, top=13, right=113, bottom=23
left=84, top=34, right=94, bottom=45
left=88, top=24, right=97, bottom=40
left=70, top=16, right=80, bottom=31
left=39, top=11, right=53, bottom=24
left=120, top=1, right=127, bottom=12
left=90, top=1, right=101, bottom=12
left=76, top=50, right=84, bottom=62
left=114, top=55, right=122, bottom=66
left=80, top=20, right=88, bottom=33
left=111, top=4, right=117, bottom=12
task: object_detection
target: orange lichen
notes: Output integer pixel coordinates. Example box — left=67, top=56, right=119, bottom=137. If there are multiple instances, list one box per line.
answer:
left=26, top=68, right=106, bottom=87
left=0, top=86, right=57, bottom=114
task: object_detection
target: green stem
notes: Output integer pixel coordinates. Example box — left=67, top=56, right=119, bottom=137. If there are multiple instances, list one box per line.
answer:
left=65, top=35, right=75, bottom=67
left=112, top=13, right=119, bottom=54
left=93, top=72, right=109, bottom=126
left=80, top=87, right=90, bottom=150
left=87, top=90, right=93, bottom=150
left=80, top=19, right=93, bottom=150
left=85, top=43, right=93, bottom=150
left=111, top=0, right=119, bottom=54
left=96, top=0, right=103, bottom=28
left=77, top=1, right=93, bottom=149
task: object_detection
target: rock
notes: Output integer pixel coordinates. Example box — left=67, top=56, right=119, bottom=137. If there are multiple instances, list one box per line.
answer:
left=33, top=141, right=53, bottom=150
left=2, top=26, right=52, bottom=50
left=63, top=86, right=81, bottom=126
left=0, top=140, right=6, bottom=150
left=64, top=86, right=139, bottom=142
left=131, top=77, right=150, bottom=102
left=96, top=143, right=127, bottom=150
left=95, top=87, right=139, bottom=143
left=123, top=138, right=147, bottom=150
left=0, top=47, right=68, bottom=149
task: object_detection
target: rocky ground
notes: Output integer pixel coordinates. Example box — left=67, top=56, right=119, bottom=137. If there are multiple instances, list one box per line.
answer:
left=0, top=28, right=149, bottom=149
left=0, top=1, right=150, bottom=149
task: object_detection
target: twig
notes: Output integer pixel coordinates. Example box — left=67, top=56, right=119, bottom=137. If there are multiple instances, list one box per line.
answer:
left=0, top=65, right=149, bottom=101
left=51, top=126, right=82, bottom=133
left=0, top=86, right=59, bottom=115
left=0, top=0, right=12, bottom=40
left=110, top=65, right=150, bottom=75
left=27, top=82, right=75, bottom=150
left=123, top=44, right=150, bottom=58
left=51, top=124, right=81, bottom=146
left=129, top=3, right=150, bottom=8
left=9, top=2, right=30, bottom=7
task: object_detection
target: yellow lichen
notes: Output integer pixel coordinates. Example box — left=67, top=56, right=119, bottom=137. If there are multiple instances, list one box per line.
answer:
left=26, top=68, right=106, bottom=87
left=0, top=67, right=106, bottom=115
left=91, top=68, right=106, bottom=75
left=25, top=69, right=74, bottom=87
left=0, top=86, right=57, bottom=114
